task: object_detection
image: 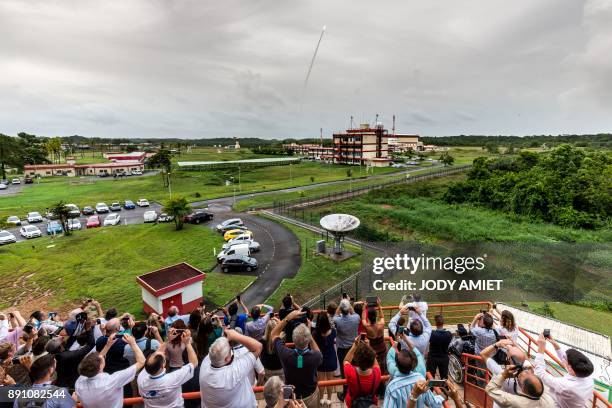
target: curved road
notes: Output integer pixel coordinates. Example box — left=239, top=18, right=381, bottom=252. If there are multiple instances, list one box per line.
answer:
left=191, top=165, right=440, bottom=305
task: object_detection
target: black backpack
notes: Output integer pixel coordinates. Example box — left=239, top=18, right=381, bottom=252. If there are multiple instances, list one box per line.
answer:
left=351, top=372, right=376, bottom=408
left=492, top=329, right=508, bottom=365
left=143, top=337, right=155, bottom=358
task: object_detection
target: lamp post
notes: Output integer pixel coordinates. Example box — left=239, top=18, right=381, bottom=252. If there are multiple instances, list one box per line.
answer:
left=168, top=172, right=172, bottom=197
left=231, top=176, right=236, bottom=204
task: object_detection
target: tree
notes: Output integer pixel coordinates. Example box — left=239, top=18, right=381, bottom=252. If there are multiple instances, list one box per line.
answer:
left=0, top=135, right=18, bottom=179
left=439, top=152, right=455, bottom=166
left=147, top=149, right=172, bottom=187
left=163, top=196, right=191, bottom=230
left=49, top=201, right=72, bottom=236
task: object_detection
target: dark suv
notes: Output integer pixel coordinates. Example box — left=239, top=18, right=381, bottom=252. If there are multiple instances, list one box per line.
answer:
left=182, top=209, right=214, bottom=224
left=220, top=255, right=258, bottom=273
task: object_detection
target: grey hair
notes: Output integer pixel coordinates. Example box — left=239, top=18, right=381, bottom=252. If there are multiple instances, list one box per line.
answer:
left=209, top=337, right=231, bottom=368
left=339, top=299, right=351, bottom=314
left=292, top=323, right=311, bottom=350
left=264, top=376, right=283, bottom=407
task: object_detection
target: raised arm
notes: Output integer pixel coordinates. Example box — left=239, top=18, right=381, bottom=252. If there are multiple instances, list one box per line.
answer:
left=377, top=298, right=385, bottom=325
left=225, top=328, right=262, bottom=358
left=123, top=334, right=145, bottom=371
left=480, top=339, right=512, bottom=364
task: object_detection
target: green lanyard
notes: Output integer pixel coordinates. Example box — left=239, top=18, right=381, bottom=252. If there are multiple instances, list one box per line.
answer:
left=295, top=348, right=308, bottom=368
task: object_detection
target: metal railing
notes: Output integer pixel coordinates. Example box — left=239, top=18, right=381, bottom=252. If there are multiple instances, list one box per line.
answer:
left=272, top=164, right=471, bottom=214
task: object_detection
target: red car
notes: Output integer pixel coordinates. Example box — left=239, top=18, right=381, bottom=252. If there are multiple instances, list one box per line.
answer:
left=86, top=215, right=101, bottom=228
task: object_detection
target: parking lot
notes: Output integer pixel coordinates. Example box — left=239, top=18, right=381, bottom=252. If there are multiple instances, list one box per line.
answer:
left=1, top=201, right=164, bottom=243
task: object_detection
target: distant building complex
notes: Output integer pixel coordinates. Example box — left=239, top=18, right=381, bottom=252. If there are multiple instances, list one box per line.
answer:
left=24, top=153, right=147, bottom=178
left=284, top=121, right=425, bottom=166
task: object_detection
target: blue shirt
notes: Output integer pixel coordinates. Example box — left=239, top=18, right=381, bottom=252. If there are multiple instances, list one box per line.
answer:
left=13, top=382, right=75, bottom=408
left=164, top=314, right=189, bottom=335
left=387, top=345, right=426, bottom=379
left=382, top=370, right=444, bottom=408
left=224, top=313, right=248, bottom=333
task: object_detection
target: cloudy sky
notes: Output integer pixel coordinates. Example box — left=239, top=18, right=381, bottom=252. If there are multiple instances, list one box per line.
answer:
left=1, top=0, right=611, bottom=139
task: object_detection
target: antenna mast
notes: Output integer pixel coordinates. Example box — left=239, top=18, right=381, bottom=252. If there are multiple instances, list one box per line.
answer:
left=392, top=114, right=396, bottom=136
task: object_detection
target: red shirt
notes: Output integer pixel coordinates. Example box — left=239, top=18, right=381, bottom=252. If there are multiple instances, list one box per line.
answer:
left=343, top=362, right=381, bottom=407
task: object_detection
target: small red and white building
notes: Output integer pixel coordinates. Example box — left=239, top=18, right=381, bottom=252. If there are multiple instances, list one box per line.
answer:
left=136, top=262, right=206, bottom=316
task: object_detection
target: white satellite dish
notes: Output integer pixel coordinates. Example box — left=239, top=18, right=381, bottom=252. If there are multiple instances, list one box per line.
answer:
left=320, top=214, right=360, bottom=254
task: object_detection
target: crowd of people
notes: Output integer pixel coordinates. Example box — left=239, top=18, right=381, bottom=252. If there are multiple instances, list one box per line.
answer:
left=0, top=294, right=597, bottom=408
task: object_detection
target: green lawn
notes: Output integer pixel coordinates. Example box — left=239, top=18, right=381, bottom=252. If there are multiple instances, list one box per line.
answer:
left=0, top=161, right=396, bottom=220
left=0, top=223, right=254, bottom=316
left=263, top=217, right=362, bottom=307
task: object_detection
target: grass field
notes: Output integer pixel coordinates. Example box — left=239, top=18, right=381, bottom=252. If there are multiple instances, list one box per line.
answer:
left=0, top=161, right=395, bottom=220
left=0, top=223, right=254, bottom=317
left=263, top=217, right=362, bottom=307
left=304, top=174, right=612, bottom=244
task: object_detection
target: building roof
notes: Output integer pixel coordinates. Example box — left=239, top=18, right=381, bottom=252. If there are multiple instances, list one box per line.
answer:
left=137, top=262, right=205, bottom=296
left=24, top=161, right=144, bottom=170
left=105, top=152, right=146, bottom=158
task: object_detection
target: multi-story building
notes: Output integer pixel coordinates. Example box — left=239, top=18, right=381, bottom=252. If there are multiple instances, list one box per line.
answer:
left=388, top=134, right=421, bottom=153
left=333, top=123, right=391, bottom=167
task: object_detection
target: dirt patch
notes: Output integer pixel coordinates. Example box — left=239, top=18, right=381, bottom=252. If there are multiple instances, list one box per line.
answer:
left=380, top=204, right=394, bottom=209
left=380, top=217, right=391, bottom=226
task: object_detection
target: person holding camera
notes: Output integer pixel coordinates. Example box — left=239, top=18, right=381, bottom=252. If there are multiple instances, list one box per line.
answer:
left=166, top=322, right=189, bottom=372
left=263, top=376, right=307, bottom=408
left=272, top=310, right=322, bottom=408
left=342, top=335, right=381, bottom=408
left=164, top=306, right=190, bottom=335
left=123, top=321, right=162, bottom=365
left=470, top=311, right=499, bottom=355
left=223, top=296, right=250, bottom=333
left=13, top=354, right=76, bottom=408
left=94, top=318, right=129, bottom=374
left=485, top=361, right=554, bottom=407
left=361, top=298, right=387, bottom=374
left=383, top=340, right=444, bottom=408
left=0, top=342, right=31, bottom=388
left=137, top=329, right=198, bottom=408
left=407, top=378, right=464, bottom=408
left=199, top=328, right=263, bottom=408
left=534, top=332, right=594, bottom=408
left=0, top=311, right=26, bottom=349
left=426, top=314, right=452, bottom=379
left=75, top=333, right=145, bottom=408
left=245, top=303, right=274, bottom=341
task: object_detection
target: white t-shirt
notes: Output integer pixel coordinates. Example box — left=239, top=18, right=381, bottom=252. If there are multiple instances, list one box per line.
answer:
left=233, top=345, right=264, bottom=386
left=137, top=363, right=195, bottom=408
left=75, top=364, right=137, bottom=408
left=199, top=350, right=257, bottom=408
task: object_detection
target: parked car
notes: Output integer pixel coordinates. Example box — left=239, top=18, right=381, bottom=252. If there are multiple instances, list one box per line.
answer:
left=143, top=211, right=157, bottom=223
left=67, top=218, right=82, bottom=231
left=131, top=170, right=143, bottom=176
left=183, top=209, right=214, bottom=224
left=20, top=225, right=42, bottom=239
left=103, top=213, right=121, bottom=226
left=158, top=213, right=174, bottom=223
left=123, top=200, right=136, bottom=210
left=82, top=206, right=95, bottom=215
left=223, top=238, right=260, bottom=253
left=24, top=177, right=33, bottom=184
left=220, top=255, right=258, bottom=273
left=6, top=216, right=21, bottom=226
left=66, top=204, right=81, bottom=218
left=27, top=212, right=44, bottom=223
left=95, top=203, right=110, bottom=213
left=136, top=199, right=150, bottom=207
left=0, top=184, right=7, bottom=190
left=223, top=229, right=252, bottom=241
left=11, top=178, right=20, bottom=184
left=46, top=221, right=63, bottom=235
left=109, top=202, right=122, bottom=212
left=98, top=173, right=110, bottom=178
left=0, top=230, right=17, bottom=245
left=215, top=218, right=244, bottom=233
left=86, top=215, right=101, bottom=228
left=0, top=179, right=7, bottom=185
left=407, top=161, right=419, bottom=166
left=217, top=243, right=250, bottom=263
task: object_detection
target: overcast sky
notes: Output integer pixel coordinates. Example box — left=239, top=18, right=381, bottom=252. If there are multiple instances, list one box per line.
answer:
left=1, top=0, right=611, bottom=139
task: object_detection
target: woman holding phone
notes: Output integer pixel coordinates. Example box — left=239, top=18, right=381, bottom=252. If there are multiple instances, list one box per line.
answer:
left=361, top=297, right=387, bottom=373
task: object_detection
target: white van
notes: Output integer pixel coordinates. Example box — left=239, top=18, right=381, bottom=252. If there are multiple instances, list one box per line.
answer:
left=217, top=243, right=250, bottom=263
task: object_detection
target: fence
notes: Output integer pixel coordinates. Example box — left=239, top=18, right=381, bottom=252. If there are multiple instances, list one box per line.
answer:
left=272, top=164, right=471, bottom=215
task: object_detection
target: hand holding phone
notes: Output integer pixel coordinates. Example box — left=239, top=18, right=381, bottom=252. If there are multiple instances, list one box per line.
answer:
left=428, top=379, right=447, bottom=389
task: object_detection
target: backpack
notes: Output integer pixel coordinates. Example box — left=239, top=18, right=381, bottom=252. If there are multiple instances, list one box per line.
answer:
left=351, top=371, right=376, bottom=408
left=491, top=329, right=508, bottom=365
left=143, top=337, right=155, bottom=358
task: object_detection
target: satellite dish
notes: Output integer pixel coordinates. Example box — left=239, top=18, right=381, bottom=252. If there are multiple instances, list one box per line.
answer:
left=320, top=214, right=360, bottom=254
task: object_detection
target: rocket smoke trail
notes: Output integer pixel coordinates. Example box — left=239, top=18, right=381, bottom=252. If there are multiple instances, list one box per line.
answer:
left=304, top=25, right=326, bottom=90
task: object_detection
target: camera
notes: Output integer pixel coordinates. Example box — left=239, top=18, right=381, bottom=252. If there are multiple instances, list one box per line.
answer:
left=366, top=296, right=377, bottom=307
left=76, top=312, right=88, bottom=322
left=48, top=312, right=57, bottom=319
left=510, top=355, right=523, bottom=372
left=428, top=379, right=446, bottom=389
left=282, top=384, right=294, bottom=401
left=397, top=326, right=405, bottom=335
left=360, top=333, right=367, bottom=341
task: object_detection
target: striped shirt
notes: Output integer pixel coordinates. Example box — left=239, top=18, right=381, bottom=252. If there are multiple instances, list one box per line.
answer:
left=382, top=371, right=444, bottom=408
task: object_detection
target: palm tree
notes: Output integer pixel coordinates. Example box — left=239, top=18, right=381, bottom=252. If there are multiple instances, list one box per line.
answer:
left=49, top=201, right=72, bottom=236
left=163, top=196, right=191, bottom=230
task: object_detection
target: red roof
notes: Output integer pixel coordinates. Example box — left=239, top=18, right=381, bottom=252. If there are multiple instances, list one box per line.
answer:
left=137, top=262, right=205, bottom=296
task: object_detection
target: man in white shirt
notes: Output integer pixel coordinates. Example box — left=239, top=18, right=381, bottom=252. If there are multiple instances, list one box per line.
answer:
left=199, top=328, right=263, bottom=408
left=231, top=327, right=264, bottom=385
left=75, top=333, right=145, bottom=408
left=534, top=332, right=594, bottom=408
left=137, top=329, right=198, bottom=408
